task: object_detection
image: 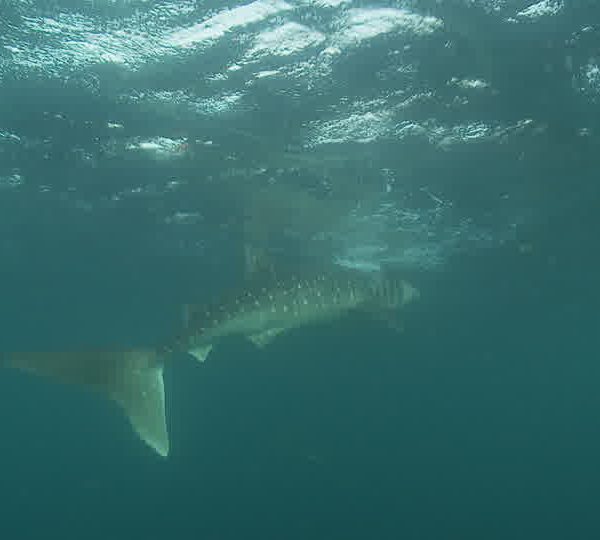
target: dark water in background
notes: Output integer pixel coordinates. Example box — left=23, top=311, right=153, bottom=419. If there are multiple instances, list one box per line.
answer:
left=1, top=1, right=600, bottom=538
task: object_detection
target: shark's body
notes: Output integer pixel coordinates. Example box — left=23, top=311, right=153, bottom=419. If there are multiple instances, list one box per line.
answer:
left=6, top=269, right=418, bottom=457
left=174, top=272, right=418, bottom=363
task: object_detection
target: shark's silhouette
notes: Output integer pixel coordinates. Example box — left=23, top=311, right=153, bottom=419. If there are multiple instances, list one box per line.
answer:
left=6, top=266, right=419, bottom=457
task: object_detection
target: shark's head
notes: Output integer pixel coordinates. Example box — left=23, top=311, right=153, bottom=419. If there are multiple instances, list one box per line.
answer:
left=369, top=276, right=420, bottom=311
left=400, top=280, right=420, bottom=306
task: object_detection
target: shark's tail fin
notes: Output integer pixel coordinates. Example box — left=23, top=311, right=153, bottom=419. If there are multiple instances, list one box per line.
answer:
left=8, top=348, right=169, bottom=457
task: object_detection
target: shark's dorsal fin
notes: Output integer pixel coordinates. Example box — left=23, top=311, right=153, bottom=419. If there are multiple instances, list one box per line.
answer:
left=8, top=349, right=169, bottom=457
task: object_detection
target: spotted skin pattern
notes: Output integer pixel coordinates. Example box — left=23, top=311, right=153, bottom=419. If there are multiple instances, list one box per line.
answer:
left=168, top=273, right=418, bottom=361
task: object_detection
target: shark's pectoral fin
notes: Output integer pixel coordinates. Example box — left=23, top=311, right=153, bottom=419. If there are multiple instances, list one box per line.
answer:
left=248, top=327, right=285, bottom=347
left=8, top=349, right=169, bottom=457
left=189, top=344, right=213, bottom=363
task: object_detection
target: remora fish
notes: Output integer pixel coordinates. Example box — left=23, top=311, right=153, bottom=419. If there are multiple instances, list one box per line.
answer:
left=5, top=270, right=418, bottom=458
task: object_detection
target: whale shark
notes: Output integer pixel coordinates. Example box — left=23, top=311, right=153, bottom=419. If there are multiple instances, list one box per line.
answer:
left=5, top=268, right=419, bottom=458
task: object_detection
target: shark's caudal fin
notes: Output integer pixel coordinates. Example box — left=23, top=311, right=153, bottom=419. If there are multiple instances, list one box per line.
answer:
left=7, top=349, right=169, bottom=457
